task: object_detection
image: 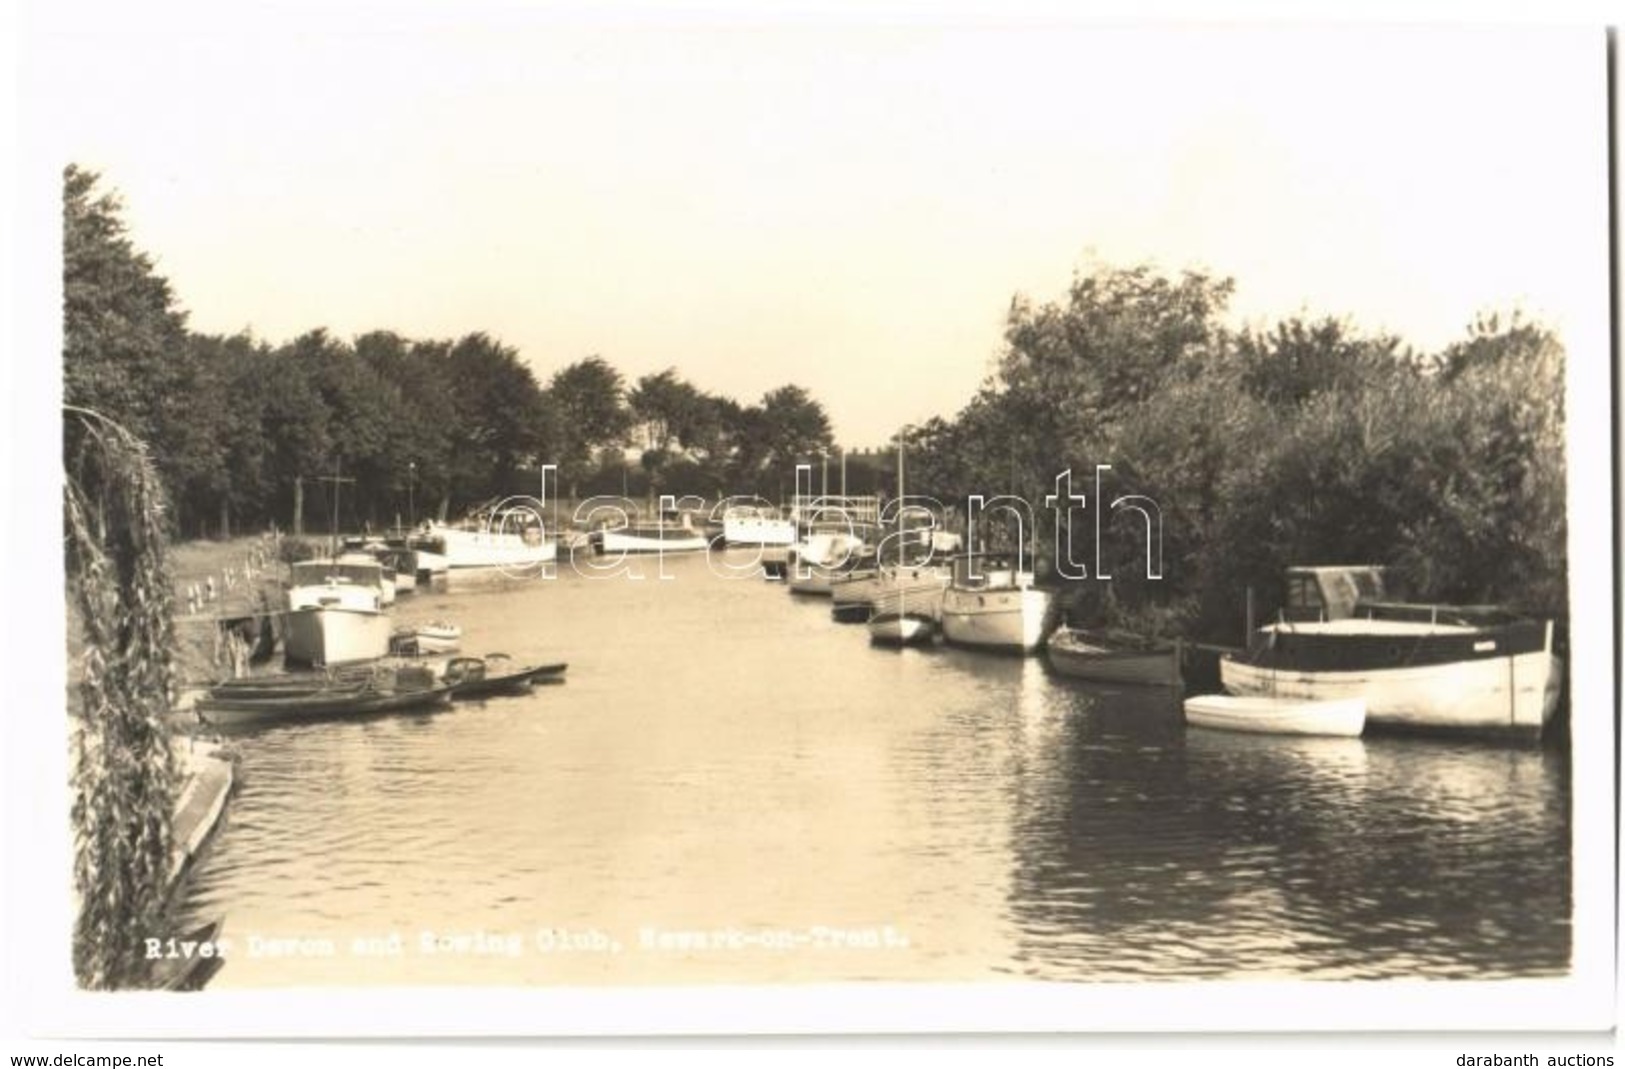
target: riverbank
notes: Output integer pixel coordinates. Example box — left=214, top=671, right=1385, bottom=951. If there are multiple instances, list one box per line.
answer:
left=62, top=533, right=264, bottom=991
left=167, top=534, right=286, bottom=688
left=168, top=736, right=236, bottom=896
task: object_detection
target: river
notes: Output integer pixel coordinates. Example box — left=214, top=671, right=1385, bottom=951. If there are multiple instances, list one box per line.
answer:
left=179, top=548, right=1571, bottom=986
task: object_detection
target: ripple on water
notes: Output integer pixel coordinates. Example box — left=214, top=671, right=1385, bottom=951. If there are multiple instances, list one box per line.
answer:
left=183, top=558, right=1572, bottom=986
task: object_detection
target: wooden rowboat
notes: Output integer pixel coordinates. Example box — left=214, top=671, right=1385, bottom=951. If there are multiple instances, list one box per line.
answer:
left=196, top=681, right=454, bottom=728
left=867, top=612, right=936, bottom=646
left=1046, top=627, right=1182, bottom=687
left=391, top=621, right=462, bottom=655
left=148, top=918, right=228, bottom=992
left=1183, top=694, right=1366, bottom=737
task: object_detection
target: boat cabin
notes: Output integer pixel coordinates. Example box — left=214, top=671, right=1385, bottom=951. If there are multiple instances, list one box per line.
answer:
left=950, top=552, right=1034, bottom=590
left=289, top=556, right=386, bottom=590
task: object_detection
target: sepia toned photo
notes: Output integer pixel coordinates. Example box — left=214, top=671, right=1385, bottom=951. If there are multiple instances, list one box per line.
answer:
left=11, top=2, right=1617, bottom=1041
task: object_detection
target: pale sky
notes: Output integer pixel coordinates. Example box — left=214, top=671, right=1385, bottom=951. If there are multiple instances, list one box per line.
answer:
left=25, top=4, right=1611, bottom=445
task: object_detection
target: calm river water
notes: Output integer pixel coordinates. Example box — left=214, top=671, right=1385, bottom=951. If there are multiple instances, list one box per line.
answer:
left=181, top=550, right=1571, bottom=986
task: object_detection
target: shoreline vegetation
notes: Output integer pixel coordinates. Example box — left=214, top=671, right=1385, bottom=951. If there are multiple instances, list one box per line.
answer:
left=60, top=164, right=1568, bottom=988
left=63, top=163, right=1569, bottom=645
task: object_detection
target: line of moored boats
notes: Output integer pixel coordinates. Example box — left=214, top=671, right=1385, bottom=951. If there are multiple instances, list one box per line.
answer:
left=741, top=507, right=1563, bottom=744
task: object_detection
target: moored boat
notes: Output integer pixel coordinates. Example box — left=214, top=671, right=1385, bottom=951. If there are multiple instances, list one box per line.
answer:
left=867, top=582, right=944, bottom=647
left=442, top=655, right=569, bottom=699
left=200, top=675, right=372, bottom=701
left=761, top=545, right=792, bottom=580
left=939, top=553, right=1052, bottom=654
left=1046, top=627, right=1182, bottom=687
left=1219, top=611, right=1560, bottom=738
left=721, top=504, right=797, bottom=547
left=351, top=543, right=418, bottom=595
left=1219, top=566, right=1562, bottom=738
left=592, top=517, right=709, bottom=555
left=1183, top=694, right=1367, bottom=737
left=282, top=558, right=392, bottom=668
left=149, top=918, right=228, bottom=991
left=786, top=521, right=874, bottom=594
left=787, top=559, right=850, bottom=596
left=837, top=560, right=951, bottom=623
left=411, top=503, right=557, bottom=579
left=196, top=675, right=453, bottom=728
left=289, top=553, right=397, bottom=605
left=829, top=563, right=883, bottom=620
left=866, top=612, right=937, bottom=646
left=391, top=621, right=462, bottom=655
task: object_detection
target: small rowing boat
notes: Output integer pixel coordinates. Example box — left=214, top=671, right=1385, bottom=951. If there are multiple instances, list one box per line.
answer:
left=390, top=621, right=462, bottom=655
left=442, top=655, right=569, bottom=699
left=1182, top=694, right=1366, bottom=737
left=1046, top=627, right=1182, bottom=687
left=196, top=676, right=453, bottom=728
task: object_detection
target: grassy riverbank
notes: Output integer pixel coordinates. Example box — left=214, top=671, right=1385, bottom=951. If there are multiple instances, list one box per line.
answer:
left=66, top=534, right=287, bottom=721
left=170, top=534, right=287, bottom=689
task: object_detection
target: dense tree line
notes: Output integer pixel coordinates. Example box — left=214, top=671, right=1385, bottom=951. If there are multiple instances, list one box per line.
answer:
left=62, top=167, right=835, bottom=538
left=63, top=167, right=1569, bottom=637
left=900, top=264, right=1569, bottom=641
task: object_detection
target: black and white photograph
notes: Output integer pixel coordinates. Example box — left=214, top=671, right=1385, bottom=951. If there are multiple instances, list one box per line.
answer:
left=5, top=0, right=1618, bottom=1048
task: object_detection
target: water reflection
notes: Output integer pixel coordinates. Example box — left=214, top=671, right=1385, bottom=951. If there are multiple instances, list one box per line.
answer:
left=1004, top=679, right=1570, bottom=980
left=183, top=558, right=1571, bottom=986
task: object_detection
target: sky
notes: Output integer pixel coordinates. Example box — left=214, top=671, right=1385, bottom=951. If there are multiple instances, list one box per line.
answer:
left=20, top=4, right=1612, bottom=446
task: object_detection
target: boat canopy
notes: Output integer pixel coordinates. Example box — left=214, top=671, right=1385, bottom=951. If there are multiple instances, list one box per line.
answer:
left=1283, top=565, right=1390, bottom=622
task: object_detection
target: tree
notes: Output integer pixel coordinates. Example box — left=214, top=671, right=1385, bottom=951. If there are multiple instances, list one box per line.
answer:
left=1234, top=316, right=1416, bottom=409
left=63, top=165, right=210, bottom=531
left=627, top=369, right=710, bottom=496
left=356, top=333, right=458, bottom=526
left=184, top=332, right=271, bottom=537
left=441, top=333, right=553, bottom=508
left=997, top=264, right=1236, bottom=444
left=64, top=407, right=179, bottom=989
left=758, top=384, right=834, bottom=478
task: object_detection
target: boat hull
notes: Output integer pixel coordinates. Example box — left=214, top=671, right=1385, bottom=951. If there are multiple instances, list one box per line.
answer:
left=1219, top=650, right=1560, bottom=737
left=1184, top=694, right=1367, bottom=737
left=444, top=659, right=569, bottom=699
left=867, top=613, right=936, bottom=646
left=788, top=563, right=848, bottom=595
left=722, top=516, right=797, bottom=546
left=870, top=582, right=947, bottom=623
left=830, top=570, right=882, bottom=620
left=282, top=607, right=391, bottom=667
left=1046, top=633, right=1181, bottom=687
left=761, top=546, right=791, bottom=580
left=196, top=683, right=453, bottom=728
left=940, top=587, right=1051, bottom=653
left=416, top=522, right=558, bottom=576
left=392, top=625, right=462, bottom=655
left=594, top=529, right=709, bottom=554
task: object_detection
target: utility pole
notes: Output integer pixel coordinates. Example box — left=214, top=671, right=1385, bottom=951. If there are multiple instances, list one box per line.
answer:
left=317, top=459, right=356, bottom=556
left=293, top=475, right=304, bottom=538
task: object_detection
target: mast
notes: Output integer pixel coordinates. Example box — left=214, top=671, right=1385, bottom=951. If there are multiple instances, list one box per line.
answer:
left=896, top=429, right=906, bottom=564
left=317, top=458, right=355, bottom=557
